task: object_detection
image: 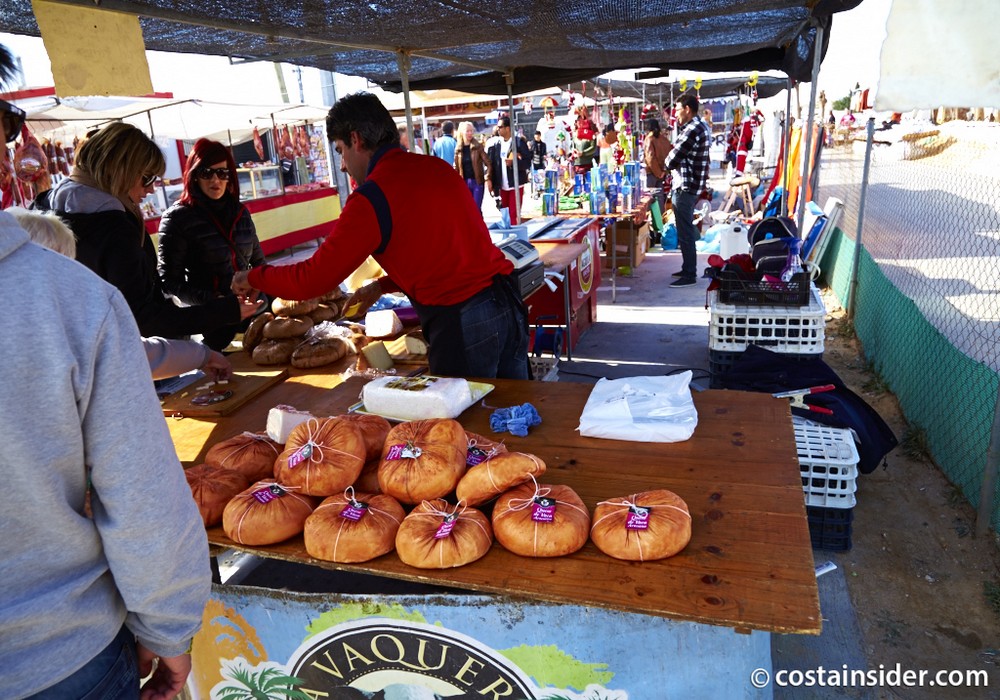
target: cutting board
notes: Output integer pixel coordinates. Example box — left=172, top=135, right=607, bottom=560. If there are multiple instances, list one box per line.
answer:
left=160, top=369, right=288, bottom=417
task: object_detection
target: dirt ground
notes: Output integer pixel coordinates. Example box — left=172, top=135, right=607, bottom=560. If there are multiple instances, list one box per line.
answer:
left=818, top=290, right=1000, bottom=699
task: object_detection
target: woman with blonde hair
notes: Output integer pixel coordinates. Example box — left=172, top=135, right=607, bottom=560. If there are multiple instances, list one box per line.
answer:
left=454, top=120, right=488, bottom=210
left=34, top=122, right=260, bottom=339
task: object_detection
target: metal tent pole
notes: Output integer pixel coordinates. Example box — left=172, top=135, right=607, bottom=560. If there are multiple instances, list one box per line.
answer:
left=781, top=78, right=793, bottom=217
left=846, top=118, right=874, bottom=320
left=505, top=71, right=521, bottom=225
left=795, top=21, right=825, bottom=235
left=397, top=51, right=416, bottom=155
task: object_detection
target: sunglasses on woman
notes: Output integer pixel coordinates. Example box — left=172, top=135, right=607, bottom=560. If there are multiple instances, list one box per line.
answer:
left=0, top=99, right=27, bottom=144
left=195, top=166, right=230, bottom=181
left=141, top=173, right=160, bottom=187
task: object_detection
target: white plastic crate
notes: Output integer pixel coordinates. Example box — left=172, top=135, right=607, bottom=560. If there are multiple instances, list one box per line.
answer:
left=794, top=424, right=859, bottom=508
left=708, top=285, right=826, bottom=353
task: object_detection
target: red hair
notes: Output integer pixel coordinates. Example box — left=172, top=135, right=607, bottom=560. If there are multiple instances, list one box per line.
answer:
left=177, top=138, right=239, bottom=206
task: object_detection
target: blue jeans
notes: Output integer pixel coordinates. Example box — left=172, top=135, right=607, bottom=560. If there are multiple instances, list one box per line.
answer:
left=27, top=625, right=139, bottom=700
left=414, top=276, right=529, bottom=379
left=466, top=178, right=484, bottom=210
left=459, top=283, right=529, bottom=379
left=671, top=189, right=699, bottom=279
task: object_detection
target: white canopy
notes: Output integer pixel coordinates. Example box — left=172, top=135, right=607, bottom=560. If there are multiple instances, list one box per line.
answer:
left=23, top=95, right=330, bottom=145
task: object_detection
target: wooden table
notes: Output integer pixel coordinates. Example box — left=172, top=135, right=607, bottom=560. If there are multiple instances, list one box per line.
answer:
left=169, top=361, right=820, bottom=635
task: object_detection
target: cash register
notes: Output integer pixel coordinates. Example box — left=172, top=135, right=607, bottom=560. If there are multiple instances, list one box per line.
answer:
left=497, top=235, right=545, bottom=298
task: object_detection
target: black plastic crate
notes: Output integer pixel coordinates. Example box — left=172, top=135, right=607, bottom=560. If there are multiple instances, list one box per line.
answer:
left=807, top=505, right=854, bottom=551
left=708, top=348, right=823, bottom=389
left=717, top=270, right=812, bottom=306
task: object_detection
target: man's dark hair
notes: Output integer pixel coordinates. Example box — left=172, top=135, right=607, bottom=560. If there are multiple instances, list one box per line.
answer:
left=678, top=93, right=700, bottom=114
left=498, top=116, right=511, bottom=128
left=0, top=45, right=18, bottom=90
left=326, top=92, right=399, bottom=151
left=442, top=121, right=454, bottom=135
left=534, top=130, right=542, bottom=136
left=603, top=124, right=617, bottom=137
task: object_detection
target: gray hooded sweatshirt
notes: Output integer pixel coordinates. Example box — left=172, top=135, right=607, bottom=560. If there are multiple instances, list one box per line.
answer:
left=0, top=212, right=210, bottom=697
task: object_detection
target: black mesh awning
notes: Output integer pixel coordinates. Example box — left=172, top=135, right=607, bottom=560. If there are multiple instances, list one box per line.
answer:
left=0, top=0, right=862, bottom=93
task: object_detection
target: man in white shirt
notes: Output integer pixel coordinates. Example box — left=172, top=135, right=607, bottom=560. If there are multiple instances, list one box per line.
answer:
left=486, top=116, right=532, bottom=224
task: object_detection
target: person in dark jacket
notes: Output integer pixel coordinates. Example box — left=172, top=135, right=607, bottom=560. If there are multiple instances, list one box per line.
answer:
left=486, top=116, right=532, bottom=224
left=34, top=123, right=261, bottom=340
left=158, top=138, right=266, bottom=350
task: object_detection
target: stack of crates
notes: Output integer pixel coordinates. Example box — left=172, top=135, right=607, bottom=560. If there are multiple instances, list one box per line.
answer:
left=794, top=423, right=859, bottom=551
left=708, top=283, right=826, bottom=388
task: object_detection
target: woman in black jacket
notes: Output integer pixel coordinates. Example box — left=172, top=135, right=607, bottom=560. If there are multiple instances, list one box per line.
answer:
left=158, top=138, right=266, bottom=350
left=34, top=123, right=261, bottom=341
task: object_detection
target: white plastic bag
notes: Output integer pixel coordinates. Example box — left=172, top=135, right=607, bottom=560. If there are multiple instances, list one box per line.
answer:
left=577, top=373, right=698, bottom=443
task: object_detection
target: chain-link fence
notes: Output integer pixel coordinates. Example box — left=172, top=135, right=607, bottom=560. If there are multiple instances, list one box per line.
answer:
left=812, top=118, right=1000, bottom=533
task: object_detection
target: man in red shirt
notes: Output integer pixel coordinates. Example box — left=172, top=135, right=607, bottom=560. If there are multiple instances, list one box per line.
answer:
left=232, top=92, right=528, bottom=379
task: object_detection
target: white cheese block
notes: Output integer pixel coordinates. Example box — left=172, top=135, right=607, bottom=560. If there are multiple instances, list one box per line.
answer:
left=365, top=309, right=403, bottom=338
left=403, top=333, right=428, bottom=355
left=362, top=375, right=474, bottom=420
left=265, top=404, right=314, bottom=443
left=361, top=340, right=394, bottom=370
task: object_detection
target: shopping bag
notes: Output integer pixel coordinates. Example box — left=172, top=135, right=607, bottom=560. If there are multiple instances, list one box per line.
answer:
left=577, top=373, right=698, bottom=443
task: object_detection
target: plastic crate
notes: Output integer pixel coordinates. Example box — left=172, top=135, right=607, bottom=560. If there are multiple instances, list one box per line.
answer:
left=708, top=286, right=826, bottom=353
left=795, top=424, right=859, bottom=509
left=807, top=505, right=854, bottom=551
left=717, top=270, right=812, bottom=306
left=707, top=348, right=822, bottom=389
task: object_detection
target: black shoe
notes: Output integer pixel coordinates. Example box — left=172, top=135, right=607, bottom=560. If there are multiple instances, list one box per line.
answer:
left=671, top=270, right=686, bottom=277
left=669, top=277, right=697, bottom=288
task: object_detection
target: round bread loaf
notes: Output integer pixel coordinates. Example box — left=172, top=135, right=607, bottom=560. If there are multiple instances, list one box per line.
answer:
left=304, top=490, right=405, bottom=563
left=204, top=431, right=281, bottom=482
left=263, top=316, right=314, bottom=339
left=252, top=338, right=297, bottom=365
left=308, top=302, right=340, bottom=324
left=590, top=489, right=692, bottom=561
left=353, top=458, right=382, bottom=494
left=274, top=417, right=367, bottom=496
left=395, top=499, right=493, bottom=569
left=378, top=419, right=467, bottom=504
left=222, top=479, right=318, bottom=545
left=456, top=452, right=545, bottom=506
left=291, top=337, right=353, bottom=369
left=185, top=464, right=251, bottom=527
left=242, top=312, right=273, bottom=353
left=464, top=431, right=508, bottom=467
left=493, top=483, right=590, bottom=557
left=339, top=413, right=391, bottom=462
left=271, top=297, right=319, bottom=316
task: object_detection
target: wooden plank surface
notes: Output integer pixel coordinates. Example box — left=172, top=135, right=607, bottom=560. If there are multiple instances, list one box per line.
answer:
left=168, top=359, right=820, bottom=634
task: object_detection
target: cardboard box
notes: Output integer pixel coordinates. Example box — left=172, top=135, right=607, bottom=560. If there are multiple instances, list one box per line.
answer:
left=602, top=221, right=649, bottom=269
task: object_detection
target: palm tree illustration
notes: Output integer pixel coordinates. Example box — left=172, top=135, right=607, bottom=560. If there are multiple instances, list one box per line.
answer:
left=213, top=662, right=312, bottom=700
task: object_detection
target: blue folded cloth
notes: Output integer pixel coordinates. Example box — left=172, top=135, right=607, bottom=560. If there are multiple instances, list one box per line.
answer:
left=489, top=402, right=542, bottom=437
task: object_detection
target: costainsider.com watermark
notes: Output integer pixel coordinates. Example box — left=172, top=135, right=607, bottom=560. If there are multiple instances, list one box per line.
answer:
left=750, top=665, right=990, bottom=690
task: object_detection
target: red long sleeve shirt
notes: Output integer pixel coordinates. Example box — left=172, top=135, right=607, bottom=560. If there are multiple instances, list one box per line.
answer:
left=248, top=147, right=512, bottom=306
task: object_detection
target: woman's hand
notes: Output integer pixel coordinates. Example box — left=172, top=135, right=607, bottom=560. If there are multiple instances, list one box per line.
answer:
left=137, top=643, right=192, bottom=700
left=201, top=350, right=233, bottom=381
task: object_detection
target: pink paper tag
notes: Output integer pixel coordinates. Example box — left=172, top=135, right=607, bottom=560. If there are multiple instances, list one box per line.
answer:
left=252, top=484, right=285, bottom=504
left=386, top=443, right=422, bottom=460
left=287, top=443, right=313, bottom=469
left=626, top=505, right=650, bottom=530
left=466, top=447, right=488, bottom=466
left=340, top=500, right=368, bottom=521
left=531, top=497, right=556, bottom=523
left=434, top=514, right=457, bottom=539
